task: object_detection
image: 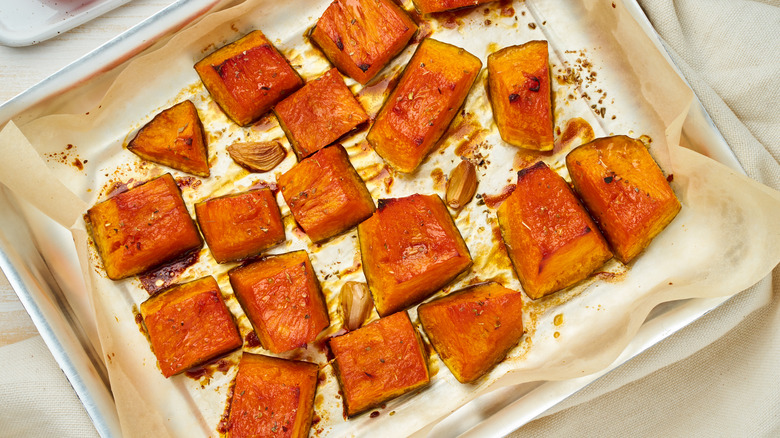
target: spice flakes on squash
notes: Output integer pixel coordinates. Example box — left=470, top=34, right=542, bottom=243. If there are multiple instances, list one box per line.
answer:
left=194, top=188, right=285, bottom=264
left=311, top=0, right=418, bottom=85
left=367, top=38, right=482, bottom=173
left=127, top=100, right=210, bottom=177
left=329, top=311, right=429, bottom=417
left=140, top=276, right=242, bottom=378
left=418, top=281, right=524, bottom=383
left=497, top=162, right=612, bottom=300
left=358, top=193, right=472, bottom=316
left=86, top=173, right=203, bottom=280
left=195, top=30, right=303, bottom=126
left=566, top=135, right=681, bottom=263
left=228, top=251, right=330, bottom=354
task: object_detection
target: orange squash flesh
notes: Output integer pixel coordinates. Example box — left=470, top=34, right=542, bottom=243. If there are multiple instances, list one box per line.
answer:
left=140, top=276, right=242, bottom=378
left=127, top=100, right=210, bottom=177
left=278, top=144, right=375, bottom=243
left=566, top=135, right=682, bottom=263
left=329, top=311, right=429, bottom=417
left=86, top=173, right=203, bottom=280
left=227, top=353, right=318, bottom=438
left=195, top=30, right=303, bottom=126
left=228, top=251, right=329, bottom=353
left=413, top=0, right=495, bottom=14
left=274, top=68, right=369, bottom=159
left=418, top=282, right=524, bottom=383
left=358, top=193, right=472, bottom=316
left=311, top=0, right=418, bottom=85
left=195, top=189, right=285, bottom=264
left=367, top=38, right=482, bottom=173
left=487, top=41, right=554, bottom=151
left=497, top=162, right=612, bottom=299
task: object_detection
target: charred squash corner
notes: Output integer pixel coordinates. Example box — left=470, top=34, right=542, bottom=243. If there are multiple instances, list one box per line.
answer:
left=194, top=189, right=285, bottom=264
left=418, top=282, right=524, bottom=383
left=140, top=276, right=242, bottom=378
left=413, top=0, right=496, bottom=14
left=228, top=251, right=329, bottom=353
left=487, top=41, right=554, bottom=151
left=367, top=38, right=482, bottom=173
left=194, top=30, right=303, bottom=126
left=497, top=162, right=612, bottom=299
left=565, top=135, right=682, bottom=263
left=127, top=100, right=209, bottom=177
left=86, top=173, right=203, bottom=280
left=358, top=193, right=472, bottom=316
left=274, top=68, right=369, bottom=159
left=227, top=353, right=318, bottom=438
left=311, top=0, right=418, bottom=85
left=329, top=311, right=429, bottom=417
left=278, top=144, right=375, bottom=243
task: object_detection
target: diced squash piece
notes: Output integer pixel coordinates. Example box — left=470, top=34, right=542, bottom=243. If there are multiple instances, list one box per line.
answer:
left=487, top=41, right=554, bottom=151
left=127, top=100, right=210, bottom=177
left=86, top=173, right=203, bottom=280
left=367, top=39, right=482, bottom=173
left=228, top=251, right=329, bottom=353
left=195, top=189, right=285, bottom=264
left=565, top=135, right=682, bottom=263
left=329, top=311, right=429, bottom=417
left=497, top=162, right=612, bottom=299
left=274, top=68, right=369, bottom=159
left=140, top=276, right=241, bottom=378
left=310, top=0, right=418, bottom=85
left=413, top=0, right=495, bottom=14
left=358, top=193, right=471, bottom=316
left=227, top=353, right=318, bottom=438
left=195, top=30, right=303, bottom=126
left=278, top=144, right=375, bottom=243
left=418, top=282, right=524, bottom=383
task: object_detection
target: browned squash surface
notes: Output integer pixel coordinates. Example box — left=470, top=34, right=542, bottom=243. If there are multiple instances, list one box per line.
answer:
left=497, top=162, right=612, bottom=299
left=487, top=41, right=554, bottom=151
left=566, top=135, right=682, bottom=263
left=140, top=276, right=242, bottom=378
left=86, top=173, right=203, bottom=280
left=195, top=30, right=303, bottom=126
left=311, top=0, right=418, bottom=85
left=413, top=0, right=495, bottom=14
left=329, top=311, right=429, bottom=417
left=358, top=193, right=472, bottom=316
left=278, top=144, right=375, bottom=243
left=367, top=38, right=482, bottom=173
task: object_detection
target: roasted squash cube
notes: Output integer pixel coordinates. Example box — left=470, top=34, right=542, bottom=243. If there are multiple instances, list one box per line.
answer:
left=274, top=68, right=369, bottom=159
left=195, top=189, right=285, bottom=264
left=195, top=30, right=303, bottom=126
left=228, top=251, right=329, bottom=353
left=227, top=353, right=318, bottom=438
left=497, top=162, right=612, bottom=299
left=418, top=282, right=524, bottom=383
left=566, top=135, right=682, bottom=263
left=367, top=39, right=482, bottom=173
left=140, top=276, right=242, bottom=378
left=358, top=193, right=472, bottom=316
left=487, top=41, right=554, bottom=151
left=278, top=144, right=375, bottom=243
left=310, top=0, right=418, bottom=85
left=412, top=0, right=496, bottom=14
left=127, top=100, right=210, bottom=177
left=329, top=311, right=429, bottom=417
left=86, top=173, right=203, bottom=280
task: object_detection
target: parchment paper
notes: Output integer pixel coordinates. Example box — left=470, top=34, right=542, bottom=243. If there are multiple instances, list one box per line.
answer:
left=0, top=0, right=779, bottom=437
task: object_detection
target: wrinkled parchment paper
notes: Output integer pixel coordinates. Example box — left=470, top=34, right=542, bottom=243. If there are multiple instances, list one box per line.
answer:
left=1, top=0, right=779, bottom=436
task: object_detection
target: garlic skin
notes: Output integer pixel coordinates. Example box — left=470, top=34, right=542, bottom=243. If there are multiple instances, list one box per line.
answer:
left=446, top=160, right=478, bottom=209
left=227, top=140, right=286, bottom=172
left=340, top=281, right=373, bottom=331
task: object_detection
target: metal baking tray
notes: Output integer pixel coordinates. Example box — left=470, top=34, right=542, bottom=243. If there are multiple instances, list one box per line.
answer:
left=0, top=0, right=755, bottom=437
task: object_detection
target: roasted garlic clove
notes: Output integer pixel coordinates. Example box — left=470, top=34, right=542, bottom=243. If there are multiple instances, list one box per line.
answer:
left=227, top=140, right=286, bottom=172
left=340, top=281, right=373, bottom=331
left=446, top=160, right=478, bottom=209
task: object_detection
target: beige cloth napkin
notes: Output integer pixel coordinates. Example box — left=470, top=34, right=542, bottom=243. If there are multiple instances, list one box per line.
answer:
left=511, top=0, right=780, bottom=435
